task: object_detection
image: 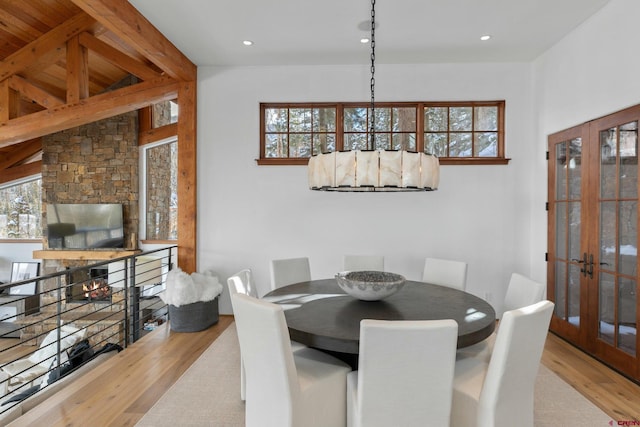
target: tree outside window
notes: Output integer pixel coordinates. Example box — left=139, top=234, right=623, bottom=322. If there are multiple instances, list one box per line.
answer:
left=0, top=178, right=42, bottom=239
left=145, top=141, right=177, bottom=241
left=259, top=101, right=506, bottom=165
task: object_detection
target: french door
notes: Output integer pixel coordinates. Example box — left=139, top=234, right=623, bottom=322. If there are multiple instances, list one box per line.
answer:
left=548, top=104, right=640, bottom=381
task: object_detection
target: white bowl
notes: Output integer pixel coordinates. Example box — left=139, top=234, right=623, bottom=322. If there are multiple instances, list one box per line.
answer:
left=335, top=271, right=406, bottom=301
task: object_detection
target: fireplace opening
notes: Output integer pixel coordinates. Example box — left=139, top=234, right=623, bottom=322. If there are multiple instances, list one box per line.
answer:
left=66, top=267, right=111, bottom=303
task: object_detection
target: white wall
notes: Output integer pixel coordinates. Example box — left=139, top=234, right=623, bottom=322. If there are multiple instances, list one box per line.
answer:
left=4, top=1, right=631, bottom=318
left=0, top=242, right=42, bottom=282
left=534, top=0, right=640, bottom=135
left=197, top=62, right=536, bottom=315
left=531, top=0, right=640, bottom=283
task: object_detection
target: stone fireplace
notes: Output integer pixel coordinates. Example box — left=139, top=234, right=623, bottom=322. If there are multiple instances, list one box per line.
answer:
left=26, top=77, right=142, bottom=346
left=37, top=106, right=139, bottom=323
left=24, top=78, right=174, bottom=347
left=66, top=267, right=111, bottom=303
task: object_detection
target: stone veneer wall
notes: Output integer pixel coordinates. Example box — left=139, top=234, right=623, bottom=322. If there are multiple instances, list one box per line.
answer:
left=39, top=109, right=139, bottom=318
left=41, top=111, right=139, bottom=247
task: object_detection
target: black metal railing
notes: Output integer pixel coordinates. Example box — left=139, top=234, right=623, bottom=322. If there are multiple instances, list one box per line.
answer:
left=0, top=246, right=175, bottom=414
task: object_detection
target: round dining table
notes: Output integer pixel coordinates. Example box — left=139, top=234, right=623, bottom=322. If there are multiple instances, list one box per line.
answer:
left=263, top=278, right=496, bottom=363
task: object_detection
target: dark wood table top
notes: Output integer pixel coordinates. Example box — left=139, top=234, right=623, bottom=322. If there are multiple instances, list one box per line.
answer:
left=264, top=279, right=496, bottom=355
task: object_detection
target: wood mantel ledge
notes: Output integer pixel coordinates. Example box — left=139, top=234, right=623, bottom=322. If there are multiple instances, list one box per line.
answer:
left=33, top=250, right=142, bottom=260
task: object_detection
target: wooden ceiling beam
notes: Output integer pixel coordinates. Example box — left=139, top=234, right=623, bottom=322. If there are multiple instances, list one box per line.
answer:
left=0, top=161, right=42, bottom=185
left=0, top=76, right=180, bottom=148
left=139, top=123, right=177, bottom=146
left=0, top=138, right=42, bottom=170
left=0, top=79, right=19, bottom=122
left=71, top=0, right=196, bottom=81
left=8, top=75, right=66, bottom=109
left=20, top=46, right=67, bottom=81
left=0, top=12, right=96, bottom=81
left=66, top=35, right=89, bottom=103
left=78, top=32, right=161, bottom=81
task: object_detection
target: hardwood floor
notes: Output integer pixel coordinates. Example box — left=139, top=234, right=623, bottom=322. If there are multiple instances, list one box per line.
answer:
left=9, top=315, right=234, bottom=427
left=7, top=315, right=640, bottom=426
left=541, top=332, right=640, bottom=422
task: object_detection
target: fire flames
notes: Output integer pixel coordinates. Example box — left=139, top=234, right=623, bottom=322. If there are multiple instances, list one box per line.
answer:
left=83, top=279, right=111, bottom=301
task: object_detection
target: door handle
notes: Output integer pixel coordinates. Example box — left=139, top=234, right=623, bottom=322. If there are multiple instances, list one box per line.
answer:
left=580, top=252, right=588, bottom=277
left=571, top=253, right=592, bottom=278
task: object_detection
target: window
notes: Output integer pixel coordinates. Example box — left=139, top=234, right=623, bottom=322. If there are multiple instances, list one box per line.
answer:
left=259, top=101, right=506, bottom=165
left=152, top=100, right=179, bottom=128
left=0, top=177, right=42, bottom=240
left=344, top=106, right=416, bottom=151
left=263, top=106, right=336, bottom=159
left=144, top=140, right=177, bottom=241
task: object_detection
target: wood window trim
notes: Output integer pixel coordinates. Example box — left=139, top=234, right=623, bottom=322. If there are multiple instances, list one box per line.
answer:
left=258, top=101, right=510, bottom=165
left=257, top=157, right=510, bottom=166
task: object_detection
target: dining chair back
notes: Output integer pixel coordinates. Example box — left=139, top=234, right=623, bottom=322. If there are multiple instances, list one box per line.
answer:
left=502, top=273, right=546, bottom=314
left=343, top=255, right=384, bottom=272
left=227, top=270, right=257, bottom=401
left=457, top=272, right=546, bottom=362
left=231, top=293, right=351, bottom=427
left=347, top=319, right=458, bottom=427
left=270, top=257, right=311, bottom=290
left=422, top=257, right=468, bottom=291
left=228, top=269, right=307, bottom=401
left=227, top=269, right=257, bottom=298
left=451, top=300, right=554, bottom=427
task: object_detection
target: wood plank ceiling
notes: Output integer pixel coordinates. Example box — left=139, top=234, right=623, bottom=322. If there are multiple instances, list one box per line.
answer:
left=0, top=0, right=194, bottom=183
left=0, top=0, right=198, bottom=273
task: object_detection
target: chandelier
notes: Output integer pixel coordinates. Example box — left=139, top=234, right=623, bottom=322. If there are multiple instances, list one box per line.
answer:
left=308, top=0, right=439, bottom=192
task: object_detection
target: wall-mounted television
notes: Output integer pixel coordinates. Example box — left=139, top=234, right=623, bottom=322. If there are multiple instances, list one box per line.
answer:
left=47, top=204, right=124, bottom=249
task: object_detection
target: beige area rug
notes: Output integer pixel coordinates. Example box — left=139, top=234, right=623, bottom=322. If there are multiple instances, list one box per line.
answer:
left=136, top=323, right=612, bottom=427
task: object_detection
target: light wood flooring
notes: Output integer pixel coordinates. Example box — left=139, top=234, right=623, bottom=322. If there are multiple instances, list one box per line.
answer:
left=5, top=314, right=640, bottom=426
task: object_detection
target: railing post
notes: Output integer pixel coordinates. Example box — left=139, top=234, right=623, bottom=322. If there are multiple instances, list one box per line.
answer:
left=123, top=258, right=130, bottom=348
left=128, top=257, right=141, bottom=344
left=55, top=274, right=63, bottom=373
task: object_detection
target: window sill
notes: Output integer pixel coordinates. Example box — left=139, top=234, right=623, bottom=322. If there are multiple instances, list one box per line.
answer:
left=257, top=158, right=310, bottom=166
left=256, top=157, right=511, bottom=166
left=0, top=239, right=42, bottom=243
left=439, top=158, right=511, bottom=165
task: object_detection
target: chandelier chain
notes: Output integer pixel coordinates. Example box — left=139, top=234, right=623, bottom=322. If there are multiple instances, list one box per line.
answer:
left=369, top=0, right=376, bottom=150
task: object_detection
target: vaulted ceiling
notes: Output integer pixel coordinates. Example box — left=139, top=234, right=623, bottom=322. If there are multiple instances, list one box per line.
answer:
left=0, top=0, right=195, bottom=185
left=131, top=0, right=611, bottom=66
left=0, top=0, right=613, bottom=185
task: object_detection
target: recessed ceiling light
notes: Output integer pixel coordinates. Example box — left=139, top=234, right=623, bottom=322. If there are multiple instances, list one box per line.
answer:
left=242, top=40, right=254, bottom=46
left=360, top=38, right=370, bottom=44
left=480, top=35, right=491, bottom=41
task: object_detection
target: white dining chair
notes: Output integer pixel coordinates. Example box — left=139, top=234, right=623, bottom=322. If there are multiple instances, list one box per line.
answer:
left=231, top=293, right=352, bottom=427
left=347, top=319, right=458, bottom=427
left=457, top=273, right=546, bottom=362
left=227, top=270, right=256, bottom=401
left=343, top=255, right=384, bottom=272
left=270, top=257, right=311, bottom=290
left=228, top=270, right=307, bottom=401
left=502, top=273, right=546, bottom=315
left=227, top=268, right=257, bottom=298
left=451, top=300, right=554, bottom=427
left=422, top=257, right=468, bottom=291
